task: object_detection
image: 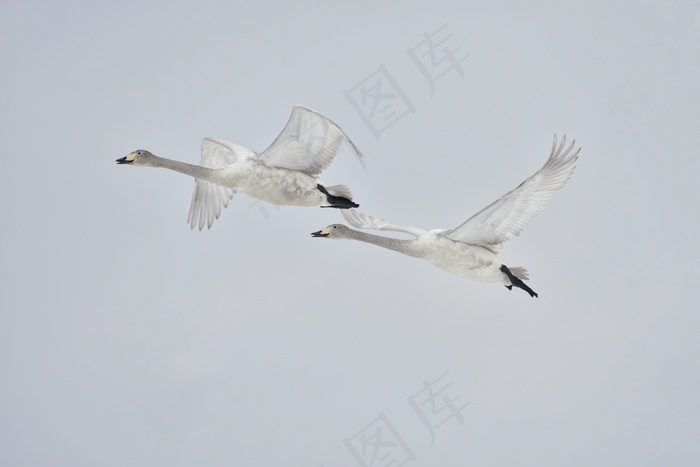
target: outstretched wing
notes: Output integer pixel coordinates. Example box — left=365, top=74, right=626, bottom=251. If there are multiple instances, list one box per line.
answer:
left=187, top=138, right=254, bottom=230
left=444, top=135, right=580, bottom=252
left=259, top=106, right=364, bottom=175
left=341, top=209, right=428, bottom=238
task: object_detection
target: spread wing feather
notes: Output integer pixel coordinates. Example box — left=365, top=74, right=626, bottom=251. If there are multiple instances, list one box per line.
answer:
left=443, top=135, right=580, bottom=252
left=187, top=138, right=255, bottom=230
left=259, top=106, right=364, bottom=175
left=341, top=209, right=428, bottom=238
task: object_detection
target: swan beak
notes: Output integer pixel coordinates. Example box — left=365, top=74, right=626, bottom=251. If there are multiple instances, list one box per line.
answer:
left=116, top=153, right=135, bottom=164
left=311, top=228, right=330, bottom=237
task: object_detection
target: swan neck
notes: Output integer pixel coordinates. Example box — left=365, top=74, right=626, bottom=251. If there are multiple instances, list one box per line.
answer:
left=150, top=155, right=215, bottom=180
left=349, top=230, right=417, bottom=256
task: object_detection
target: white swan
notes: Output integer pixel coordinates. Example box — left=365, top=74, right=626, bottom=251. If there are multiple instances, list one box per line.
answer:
left=311, top=135, right=581, bottom=297
left=117, top=106, right=364, bottom=230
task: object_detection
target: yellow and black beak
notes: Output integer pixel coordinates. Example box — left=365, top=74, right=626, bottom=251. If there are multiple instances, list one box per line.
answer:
left=116, top=153, right=135, bottom=165
left=311, top=227, right=331, bottom=237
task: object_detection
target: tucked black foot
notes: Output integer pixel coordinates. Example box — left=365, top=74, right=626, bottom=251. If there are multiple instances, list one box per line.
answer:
left=500, top=264, right=538, bottom=298
left=505, top=285, right=513, bottom=290
left=317, top=184, right=359, bottom=209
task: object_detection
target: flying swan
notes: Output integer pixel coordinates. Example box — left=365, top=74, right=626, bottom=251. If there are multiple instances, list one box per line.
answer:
left=117, top=106, right=364, bottom=230
left=311, top=135, right=581, bottom=297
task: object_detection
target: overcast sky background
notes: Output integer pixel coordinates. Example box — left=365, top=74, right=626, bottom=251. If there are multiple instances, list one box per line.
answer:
left=1, top=1, right=699, bottom=466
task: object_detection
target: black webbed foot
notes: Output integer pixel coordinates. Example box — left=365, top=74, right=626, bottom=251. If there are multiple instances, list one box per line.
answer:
left=500, top=264, right=538, bottom=298
left=317, top=184, right=359, bottom=209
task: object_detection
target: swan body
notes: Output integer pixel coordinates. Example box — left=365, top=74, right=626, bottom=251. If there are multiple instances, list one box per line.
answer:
left=312, top=135, right=581, bottom=297
left=117, top=106, right=364, bottom=230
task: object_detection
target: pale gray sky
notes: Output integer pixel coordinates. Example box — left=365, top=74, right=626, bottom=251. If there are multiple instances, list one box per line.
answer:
left=1, top=1, right=699, bottom=466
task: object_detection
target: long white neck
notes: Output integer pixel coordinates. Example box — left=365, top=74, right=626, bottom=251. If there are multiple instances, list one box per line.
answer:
left=147, top=155, right=226, bottom=184
left=343, top=229, right=421, bottom=257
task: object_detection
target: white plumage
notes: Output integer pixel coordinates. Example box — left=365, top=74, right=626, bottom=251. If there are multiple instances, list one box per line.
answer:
left=313, top=135, right=581, bottom=297
left=117, top=106, right=364, bottom=230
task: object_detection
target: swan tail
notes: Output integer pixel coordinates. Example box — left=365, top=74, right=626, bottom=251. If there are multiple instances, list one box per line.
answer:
left=508, top=267, right=530, bottom=281
left=323, top=184, right=353, bottom=199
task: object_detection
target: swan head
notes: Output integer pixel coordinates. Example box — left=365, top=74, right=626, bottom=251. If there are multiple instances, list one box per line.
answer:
left=311, top=224, right=353, bottom=238
left=116, top=150, right=157, bottom=166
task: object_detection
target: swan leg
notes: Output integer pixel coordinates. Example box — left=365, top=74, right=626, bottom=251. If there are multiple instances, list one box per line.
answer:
left=500, top=264, right=538, bottom=298
left=317, top=184, right=359, bottom=209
